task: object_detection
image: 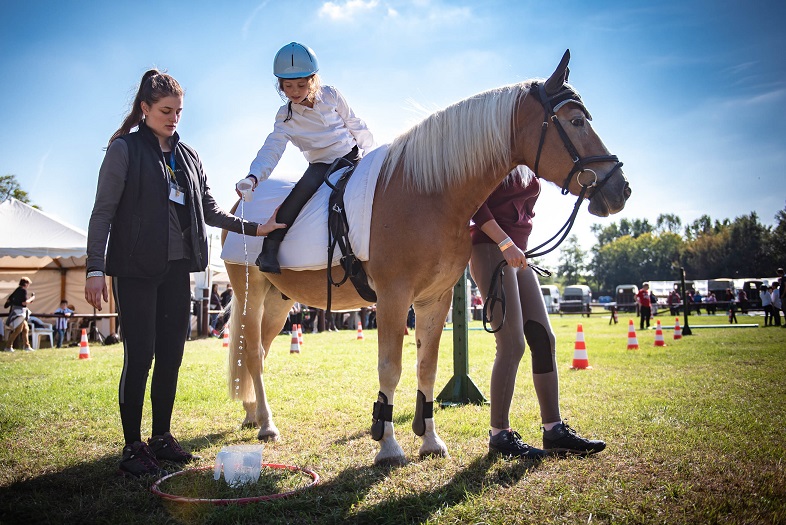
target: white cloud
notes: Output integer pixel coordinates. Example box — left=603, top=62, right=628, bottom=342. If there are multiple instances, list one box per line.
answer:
left=319, top=0, right=379, bottom=21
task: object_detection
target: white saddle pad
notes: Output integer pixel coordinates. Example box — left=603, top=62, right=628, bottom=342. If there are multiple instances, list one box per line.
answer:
left=221, top=144, right=388, bottom=271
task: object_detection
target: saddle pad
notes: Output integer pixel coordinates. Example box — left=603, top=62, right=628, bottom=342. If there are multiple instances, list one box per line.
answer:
left=221, top=144, right=388, bottom=271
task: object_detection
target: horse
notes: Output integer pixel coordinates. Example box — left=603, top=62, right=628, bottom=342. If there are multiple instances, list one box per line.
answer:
left=223, top=50, right=631, bottom=465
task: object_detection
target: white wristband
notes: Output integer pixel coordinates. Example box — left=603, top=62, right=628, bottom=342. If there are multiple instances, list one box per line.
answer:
left=86, top=271, right=104, bottom=278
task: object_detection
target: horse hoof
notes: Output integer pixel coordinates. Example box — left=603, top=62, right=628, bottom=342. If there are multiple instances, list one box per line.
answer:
left=419, top=448, right=450, bottom=460
left=257, top=428, right=281, bottom=442
left=373, top=454, right=407, bottom=467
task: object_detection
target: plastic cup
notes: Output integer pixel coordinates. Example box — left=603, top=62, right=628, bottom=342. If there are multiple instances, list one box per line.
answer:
left=213, top=444, right=264, bottom=486
left=236, top=179, right=254, bottom=202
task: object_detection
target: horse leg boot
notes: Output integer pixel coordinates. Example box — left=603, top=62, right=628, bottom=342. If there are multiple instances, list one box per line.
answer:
left=371, top=391, right=405, bottom=465
left=256, top=164, right=329, bottom=274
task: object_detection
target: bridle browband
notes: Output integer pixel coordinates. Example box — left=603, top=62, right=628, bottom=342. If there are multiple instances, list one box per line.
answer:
left=482, top=82, right=625, bottom=333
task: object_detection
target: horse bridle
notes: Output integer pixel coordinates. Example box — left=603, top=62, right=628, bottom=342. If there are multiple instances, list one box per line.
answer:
left=482, top=82, right=624, bottom=333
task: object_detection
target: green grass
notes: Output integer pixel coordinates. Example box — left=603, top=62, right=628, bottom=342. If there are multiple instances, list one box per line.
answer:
left=1, top=311, right=785, bottom=524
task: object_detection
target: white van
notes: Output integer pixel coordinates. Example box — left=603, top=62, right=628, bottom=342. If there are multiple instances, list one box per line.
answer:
left=560, top=285, right=592, bottom=316
left=540, top=285, right=560, bottom=314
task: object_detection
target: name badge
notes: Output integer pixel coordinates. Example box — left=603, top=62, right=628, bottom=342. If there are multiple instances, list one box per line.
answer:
left=169, top=181, right=186, bottom=205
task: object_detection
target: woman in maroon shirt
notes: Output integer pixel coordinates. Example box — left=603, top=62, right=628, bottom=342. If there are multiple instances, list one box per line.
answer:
left=469, top=167, right=605, bottom=459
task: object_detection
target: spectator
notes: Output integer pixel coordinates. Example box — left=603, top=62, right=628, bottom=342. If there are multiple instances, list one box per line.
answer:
left=220, top=284, right=233, bottom=308
left=53, top=300, right=74, bottom=348
left=693, top=290, right=703, bottom=315
left=705, top=292, right=718, bottom=315
left=727, top=289, right=738, bottom=324
left=209, top=284, right=222, bottom=332
left=636, top=283, right=652, bottom=330
left=738, top=289, right=749, bottom=314
left=4, top=277, right=35, bottom=352
left=761, top=285, right=773, bottom=326
left=770, top=284, right=781, bottom=327
left=667, top=288, right=681, bottom=316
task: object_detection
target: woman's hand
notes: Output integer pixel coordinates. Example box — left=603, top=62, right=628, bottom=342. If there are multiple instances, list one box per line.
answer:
left=256, top=206, right=287, bottom=237
left=503, top=244, right=527, bottom=269
left=85, top=276, right=109, bottom=311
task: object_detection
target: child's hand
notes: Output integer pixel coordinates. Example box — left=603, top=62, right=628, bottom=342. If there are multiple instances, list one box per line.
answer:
left=236, top=176, right=256, bottom=200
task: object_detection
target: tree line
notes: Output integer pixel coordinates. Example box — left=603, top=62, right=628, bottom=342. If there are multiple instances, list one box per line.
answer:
left=551, top=205, right=786, bottom=295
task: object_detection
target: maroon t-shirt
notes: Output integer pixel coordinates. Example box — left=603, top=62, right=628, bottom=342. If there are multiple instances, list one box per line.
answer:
left=471, top=176, right=540, bottom=249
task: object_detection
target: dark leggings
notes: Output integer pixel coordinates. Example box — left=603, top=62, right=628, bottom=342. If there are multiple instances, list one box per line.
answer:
left=113, top=259, right=191, bottom=445
left=266, top=146, right=361, bottom=242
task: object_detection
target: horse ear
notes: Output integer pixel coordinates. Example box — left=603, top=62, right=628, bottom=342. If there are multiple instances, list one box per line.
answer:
left=544, top=49, right=571, bottom=96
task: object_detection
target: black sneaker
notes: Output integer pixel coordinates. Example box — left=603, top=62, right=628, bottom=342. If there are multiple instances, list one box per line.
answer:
left=543, top=422, right=606, bottom=456
left=489, top=429, right=550, bottom=459
left=148, top=432, right=200, bottom=463
left=118, top=441, right=167, bottom=478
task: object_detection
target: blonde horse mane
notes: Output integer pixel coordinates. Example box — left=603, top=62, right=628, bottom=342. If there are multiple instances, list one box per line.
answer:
left=379, top=81, right=534, bottom=193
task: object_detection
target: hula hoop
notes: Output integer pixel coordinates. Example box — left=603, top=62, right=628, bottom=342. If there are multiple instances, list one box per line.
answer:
left=150, top=463, right=320, bottom=505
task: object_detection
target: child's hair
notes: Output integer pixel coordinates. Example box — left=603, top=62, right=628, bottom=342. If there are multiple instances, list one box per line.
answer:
left=108, top=69, right=184, bottom=146
left=19, top=277, right=32, bottom=286
left=276, top=73, right=321, bottom=105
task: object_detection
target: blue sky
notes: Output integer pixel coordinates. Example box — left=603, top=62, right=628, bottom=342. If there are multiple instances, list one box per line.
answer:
left=1, top=0, right=784, bottom=266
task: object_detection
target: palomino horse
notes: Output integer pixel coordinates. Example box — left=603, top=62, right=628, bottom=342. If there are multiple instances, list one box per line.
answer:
left=224, top=50, right=631, bottom=465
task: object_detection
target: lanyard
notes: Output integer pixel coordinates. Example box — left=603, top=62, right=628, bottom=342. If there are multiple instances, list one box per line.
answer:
left=166, top=151, right=176, bottom=181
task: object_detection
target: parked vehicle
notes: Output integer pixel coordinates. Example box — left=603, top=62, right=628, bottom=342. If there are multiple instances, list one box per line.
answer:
left=540, top=285, right=560, bottom=314
left=615, top=284, right=638, bottom=313
left=560, top=285, right=592, bottom=317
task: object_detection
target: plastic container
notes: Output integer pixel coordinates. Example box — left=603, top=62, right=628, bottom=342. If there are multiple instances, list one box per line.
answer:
left=213, top=444, right=264, bottom=487
left=236, top=179, right=255, bottom=202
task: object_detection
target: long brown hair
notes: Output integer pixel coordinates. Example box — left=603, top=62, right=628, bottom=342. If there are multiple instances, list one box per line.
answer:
left=108, top=69, right=184, bottom=146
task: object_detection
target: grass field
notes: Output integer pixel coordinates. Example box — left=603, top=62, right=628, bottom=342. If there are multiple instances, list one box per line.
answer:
left=1, top=311, right=785, bottom=524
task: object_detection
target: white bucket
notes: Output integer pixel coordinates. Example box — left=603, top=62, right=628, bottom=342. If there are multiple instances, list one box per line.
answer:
left=213, top=444, right=264, bottom=487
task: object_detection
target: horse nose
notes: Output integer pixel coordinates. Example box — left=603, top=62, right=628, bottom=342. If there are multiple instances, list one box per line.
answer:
left=624, top=181, right=632, bottom=200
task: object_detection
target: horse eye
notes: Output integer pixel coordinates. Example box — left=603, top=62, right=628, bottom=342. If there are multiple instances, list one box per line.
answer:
left=571, top=117, right=585, bottom=127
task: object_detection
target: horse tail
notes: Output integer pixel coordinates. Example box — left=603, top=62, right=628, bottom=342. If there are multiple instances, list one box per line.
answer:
left=227, top=292, right=254, bottom=401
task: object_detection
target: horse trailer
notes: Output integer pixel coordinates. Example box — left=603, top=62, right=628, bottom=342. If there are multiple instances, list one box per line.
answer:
left=560, top=285, right=592, bottom=316
left=540, top=285, right=560, bottom=314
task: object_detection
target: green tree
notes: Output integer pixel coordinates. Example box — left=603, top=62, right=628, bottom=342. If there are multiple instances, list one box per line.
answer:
left=1, top=174, right=32, bottom=204
left=556, top=235, right=587, bottom=285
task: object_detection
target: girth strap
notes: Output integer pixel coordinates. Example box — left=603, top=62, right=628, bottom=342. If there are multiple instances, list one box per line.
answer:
left=324, top=158, right=378, bottom=315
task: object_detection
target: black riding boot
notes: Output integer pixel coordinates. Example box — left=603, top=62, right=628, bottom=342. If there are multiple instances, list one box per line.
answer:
left=256, top=238, right=283, bottom=274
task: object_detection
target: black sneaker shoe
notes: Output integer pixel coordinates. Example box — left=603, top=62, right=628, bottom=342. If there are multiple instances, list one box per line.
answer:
left=543, top=422, right=606, bottom=456
left=489, top=429, right=550, bottom=459
left=148, top=432, right=200, bottom=463
left=118, top=441, right=167, bottom=478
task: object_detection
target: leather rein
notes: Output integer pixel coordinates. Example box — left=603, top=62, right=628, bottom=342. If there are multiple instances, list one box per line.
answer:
left=482, top=82, right=624, bottom=333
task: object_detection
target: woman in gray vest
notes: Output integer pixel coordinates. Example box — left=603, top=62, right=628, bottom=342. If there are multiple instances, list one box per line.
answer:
left=85, top=69, right=283, bottom=478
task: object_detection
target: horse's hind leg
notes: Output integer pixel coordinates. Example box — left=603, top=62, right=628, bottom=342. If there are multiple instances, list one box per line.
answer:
left=412, top=295, right=452, bottom=459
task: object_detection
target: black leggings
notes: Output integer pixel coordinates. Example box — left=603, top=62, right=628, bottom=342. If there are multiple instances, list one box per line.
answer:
left=266, top=146, right=360, bottom=242
left=114, top=259, right=191, bottom=445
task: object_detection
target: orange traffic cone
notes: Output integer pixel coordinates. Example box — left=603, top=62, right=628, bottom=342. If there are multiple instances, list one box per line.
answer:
left=289, top=329, right=300, bottom=354
left=627, top=319, right=639, bottom=350
left=78, top=328, right=91, bottom=359
left=570, top=324, right=592, bottom=369
left=654, top=319, right=666, bottom=347
left=357, top=321, right=364, bottom=340
left=297, top=324, right=304, bottom=346
left=222, top=328, right=230, bottom=348
left=673, top=317, right=682, bottom=340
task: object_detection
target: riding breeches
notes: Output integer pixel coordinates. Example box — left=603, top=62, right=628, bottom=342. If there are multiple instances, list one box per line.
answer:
left=469, top=243, right=560, bottom=429
left=113, top=258, right=191, bottom=444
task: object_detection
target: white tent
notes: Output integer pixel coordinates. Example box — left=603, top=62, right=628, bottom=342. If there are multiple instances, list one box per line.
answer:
left=0, top=197, right=105, bottom=327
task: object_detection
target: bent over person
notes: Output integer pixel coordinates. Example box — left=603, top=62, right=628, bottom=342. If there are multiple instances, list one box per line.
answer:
left=85, top=70, right=284, bottom=478
left=469, top=167, right=605, bottom=459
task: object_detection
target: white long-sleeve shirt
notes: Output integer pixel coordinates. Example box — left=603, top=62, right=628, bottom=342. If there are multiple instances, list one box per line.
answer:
left=248, top=85, right=376, bottom=182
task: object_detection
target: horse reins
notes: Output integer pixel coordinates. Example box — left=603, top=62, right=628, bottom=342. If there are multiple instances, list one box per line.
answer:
left=482, top=82, right=624, bottom=333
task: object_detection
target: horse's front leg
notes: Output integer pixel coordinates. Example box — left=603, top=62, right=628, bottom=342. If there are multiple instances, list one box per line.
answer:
left=250, top=286, right=293, bottom=441
left=412, top=295, right=452, bottom=459
left=371, top=298, right=409, bottom=466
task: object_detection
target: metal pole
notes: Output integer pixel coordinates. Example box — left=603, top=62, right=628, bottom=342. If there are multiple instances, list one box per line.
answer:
left=680, top=267, right=693, bottom=336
